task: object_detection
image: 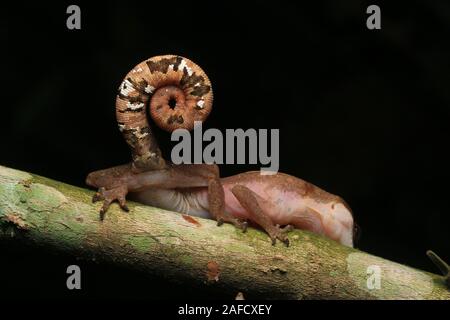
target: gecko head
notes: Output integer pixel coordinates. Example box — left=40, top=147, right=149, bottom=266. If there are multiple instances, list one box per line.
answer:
left=326, top=199, right=357, bottom=247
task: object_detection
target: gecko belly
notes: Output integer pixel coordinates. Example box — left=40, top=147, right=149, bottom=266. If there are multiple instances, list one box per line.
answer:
left=132, top=187, right=214, bottom=220
left=131, top=171, right=354, bottom=247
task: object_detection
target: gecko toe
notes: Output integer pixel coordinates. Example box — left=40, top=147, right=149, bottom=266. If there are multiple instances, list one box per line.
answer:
left=231, top=219, right=248, bottom=232
left=281, top=237, right=290, bottom=247
left=268, top=225, right=292, bottom=246
left=92, top=187, right=106, bottom=203
left=279, top=225, right=292, bottom=246
left=92, top=194, right=103, bottom=203
left=270, top=236, right=277, bottom=245
left=99, top=208, right=106, bottom=221
left=118, top=197, right=129, bottom=212
left=92, top=193, right=102, bottom=203
left=94, top=186, right=129, bottom=220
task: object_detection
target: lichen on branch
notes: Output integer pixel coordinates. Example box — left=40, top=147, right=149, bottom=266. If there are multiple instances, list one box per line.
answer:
left=0, top=165, right=448, bottom=299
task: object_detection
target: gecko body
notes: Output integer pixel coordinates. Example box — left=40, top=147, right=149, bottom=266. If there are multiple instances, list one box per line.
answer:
left=87, top=55, right=357, bottom=247
left=132, top=171, right=354, bottom=246
left=87, top=164, right=356, bottom=247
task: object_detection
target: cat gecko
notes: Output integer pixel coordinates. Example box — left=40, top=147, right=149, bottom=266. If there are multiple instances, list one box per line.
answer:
left=86, top=55, right=357, bottom=247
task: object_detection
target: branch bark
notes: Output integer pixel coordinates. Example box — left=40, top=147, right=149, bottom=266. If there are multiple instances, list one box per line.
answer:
left=0, top=165, right=448, bottom=299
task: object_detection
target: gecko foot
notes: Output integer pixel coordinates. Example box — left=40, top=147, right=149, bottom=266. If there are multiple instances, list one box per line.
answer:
left=92, top=185, right=129, bottom=220
left=216, top=216, right=248, bottom=233
left=269, top=224, right=294, bottom=247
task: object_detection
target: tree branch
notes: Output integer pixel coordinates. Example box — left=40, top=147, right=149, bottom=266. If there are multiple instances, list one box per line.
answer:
left=0, top=165, right=448, bottom=299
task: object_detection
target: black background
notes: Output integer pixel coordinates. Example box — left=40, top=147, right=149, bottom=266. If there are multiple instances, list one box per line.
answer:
left=2, top=0, right=449, bottom=299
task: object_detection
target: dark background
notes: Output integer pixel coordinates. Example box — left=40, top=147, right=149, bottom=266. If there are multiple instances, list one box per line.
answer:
left=2, top=0, right=449, bottom=299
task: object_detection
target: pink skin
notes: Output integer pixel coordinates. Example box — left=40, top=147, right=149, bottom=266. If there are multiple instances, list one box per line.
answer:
left=186, top=173, right=354, bottom=247
left=86, top=165, right=356, bottom=247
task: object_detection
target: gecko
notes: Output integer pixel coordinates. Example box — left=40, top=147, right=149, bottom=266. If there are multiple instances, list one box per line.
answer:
left=86, top=55, right=358, bottom=247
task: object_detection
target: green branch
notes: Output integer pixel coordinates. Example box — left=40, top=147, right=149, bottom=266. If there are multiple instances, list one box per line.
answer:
left=0, top=165, right=448, bottom=299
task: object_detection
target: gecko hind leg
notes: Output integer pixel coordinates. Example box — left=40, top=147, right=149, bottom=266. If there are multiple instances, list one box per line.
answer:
left=173, top=164, right=248, bottom=231
left=208, top=179, right=248, bottom=232
left=92, top=185, right=129, bottom=220
left=231, top=185, right=293, bottom=246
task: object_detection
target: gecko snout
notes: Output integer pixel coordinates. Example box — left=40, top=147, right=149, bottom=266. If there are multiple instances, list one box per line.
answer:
left=330, top=201, right=356, bottom=247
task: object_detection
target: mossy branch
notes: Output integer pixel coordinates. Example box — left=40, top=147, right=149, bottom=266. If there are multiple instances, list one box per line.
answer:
left=0, top=165, right=448, bottom=299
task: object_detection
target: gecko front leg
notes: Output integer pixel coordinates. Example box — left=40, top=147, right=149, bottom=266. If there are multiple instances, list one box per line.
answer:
left=86, top=164, right=133, bottom=220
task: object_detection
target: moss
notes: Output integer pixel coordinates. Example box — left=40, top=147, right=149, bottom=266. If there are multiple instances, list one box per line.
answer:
left=329, top=270, right=340, bottom=277
left=31, top=174, right=93, bottom=204
left=0, top=167, right=98, bottom=249
left=0, top=166, right=32, bottom=182
left=179, top=254, right=194, bottom=266
left=1, top=165, right=449, bottom=299
left=17, top=183, right=67, bottom=212
left=124, top=234, right=159, bottom=253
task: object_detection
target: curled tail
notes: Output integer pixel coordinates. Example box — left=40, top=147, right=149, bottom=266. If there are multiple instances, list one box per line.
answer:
left=115, top=55, right=213, bottom=172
